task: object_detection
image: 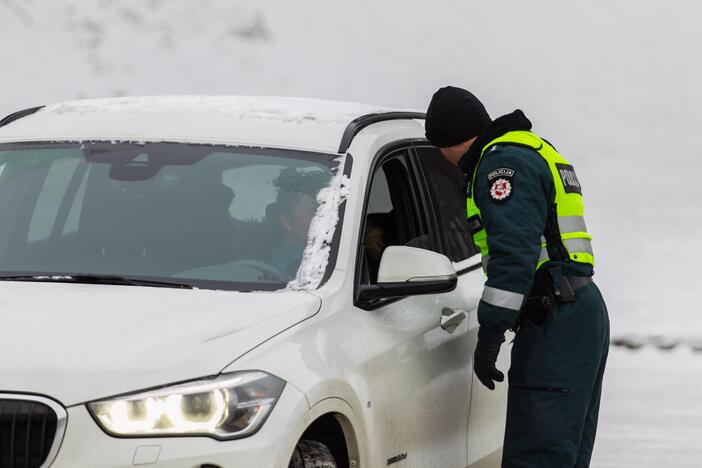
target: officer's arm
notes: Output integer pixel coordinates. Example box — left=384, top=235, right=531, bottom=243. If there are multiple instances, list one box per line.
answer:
left=474, top=147, right=554, bottom=344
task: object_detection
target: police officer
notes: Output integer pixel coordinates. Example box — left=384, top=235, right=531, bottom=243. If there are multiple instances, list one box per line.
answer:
left=424, top=86, right=610, bottom=467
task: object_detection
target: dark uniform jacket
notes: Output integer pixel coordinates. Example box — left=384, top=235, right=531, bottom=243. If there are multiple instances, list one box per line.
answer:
left=460, top=110, right=593, bottom=344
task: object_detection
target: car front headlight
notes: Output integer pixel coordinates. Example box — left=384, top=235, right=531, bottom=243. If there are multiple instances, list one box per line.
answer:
left=87, top=371, right=285, bottom=440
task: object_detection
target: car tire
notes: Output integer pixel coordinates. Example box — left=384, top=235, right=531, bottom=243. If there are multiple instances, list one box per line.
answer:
left=288, top=439, right=338, bottom=468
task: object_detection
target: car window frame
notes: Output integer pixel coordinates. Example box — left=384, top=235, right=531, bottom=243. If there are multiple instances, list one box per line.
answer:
left=353, top=139, right=441, bottom=310
left=409, top=141, right=482, bottom=276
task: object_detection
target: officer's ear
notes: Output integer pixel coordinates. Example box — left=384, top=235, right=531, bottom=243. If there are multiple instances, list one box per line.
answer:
left=439, top=138, right=475, bottom=167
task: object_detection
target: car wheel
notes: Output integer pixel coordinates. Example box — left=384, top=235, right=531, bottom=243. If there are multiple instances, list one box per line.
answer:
left=288, top=439, right=338, bottom=468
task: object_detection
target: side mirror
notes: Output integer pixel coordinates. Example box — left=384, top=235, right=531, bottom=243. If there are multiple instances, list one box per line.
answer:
left=358, top=246, right=458, bottom=303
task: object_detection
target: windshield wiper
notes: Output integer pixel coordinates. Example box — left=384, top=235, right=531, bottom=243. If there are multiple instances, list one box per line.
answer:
left=0, top=273, right=194, bottom=289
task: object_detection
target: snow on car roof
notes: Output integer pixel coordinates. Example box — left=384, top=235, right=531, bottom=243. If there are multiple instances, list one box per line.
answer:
left=0, top=96, right=396, bottom=153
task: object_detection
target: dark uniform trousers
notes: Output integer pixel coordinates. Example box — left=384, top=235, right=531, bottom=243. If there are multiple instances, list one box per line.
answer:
left=502, top=282, right=610, bottom=467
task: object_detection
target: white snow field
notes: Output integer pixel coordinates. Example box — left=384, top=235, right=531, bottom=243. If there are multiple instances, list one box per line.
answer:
left=594, top=347, right=702, bottom=467
left=2, top=0, right=701, bottom=465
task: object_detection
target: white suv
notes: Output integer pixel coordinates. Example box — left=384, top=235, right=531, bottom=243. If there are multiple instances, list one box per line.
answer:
left=0, top=96, right=510, bottom=468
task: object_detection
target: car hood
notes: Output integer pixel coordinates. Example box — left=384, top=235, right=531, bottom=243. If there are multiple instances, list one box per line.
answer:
left=0, top=281, right=320, bottom=406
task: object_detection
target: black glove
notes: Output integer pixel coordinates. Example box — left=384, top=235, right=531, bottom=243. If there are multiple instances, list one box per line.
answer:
left=474, top=339, right=504, bottom=390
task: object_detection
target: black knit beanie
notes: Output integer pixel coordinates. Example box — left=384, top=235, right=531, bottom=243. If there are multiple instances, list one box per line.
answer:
left=425, top=86, right=492, bottom=148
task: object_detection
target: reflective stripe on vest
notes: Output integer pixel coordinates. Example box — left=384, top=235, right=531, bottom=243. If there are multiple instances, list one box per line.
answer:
left=483, top=215, right=592, bottom=272
left=466, top=130, right=594, bottom=273
left=558, top=215, right=587, bottom=234
left=537, top=238, right=594, bottom=264
left=482, top=286, right=525, bottom=311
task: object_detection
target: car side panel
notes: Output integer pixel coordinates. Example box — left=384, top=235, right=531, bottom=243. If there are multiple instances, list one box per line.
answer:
left=223, top=272, right=371, bottom=464
left=466, top=314, right=512, bottom=466
left=353, top=285, right=473, bottom=468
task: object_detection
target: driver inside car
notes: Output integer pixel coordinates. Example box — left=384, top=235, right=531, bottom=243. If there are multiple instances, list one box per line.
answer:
left=270, top=168, right=331, bottom=278
left=271, top=190, right=318, bottom=278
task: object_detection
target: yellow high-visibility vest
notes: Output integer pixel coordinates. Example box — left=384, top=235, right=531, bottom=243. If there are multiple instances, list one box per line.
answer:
left=466, top=130, right=594, bottom=272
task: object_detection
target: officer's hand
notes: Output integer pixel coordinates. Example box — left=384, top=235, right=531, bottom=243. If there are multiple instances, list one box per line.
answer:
left=473, top=339, right=504, bottom=390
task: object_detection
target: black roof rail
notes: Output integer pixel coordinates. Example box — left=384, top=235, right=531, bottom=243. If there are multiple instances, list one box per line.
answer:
left=0, top=105, right=45, bottom=129
left=338, top=111, right=426, bottom=153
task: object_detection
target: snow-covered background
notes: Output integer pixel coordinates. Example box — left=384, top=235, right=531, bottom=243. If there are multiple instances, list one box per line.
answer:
left=2, top=0, right=700, bottom=465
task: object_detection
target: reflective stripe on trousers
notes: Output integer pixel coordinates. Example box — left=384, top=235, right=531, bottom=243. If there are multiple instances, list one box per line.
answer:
left=482, top=286, right=525, bottom=311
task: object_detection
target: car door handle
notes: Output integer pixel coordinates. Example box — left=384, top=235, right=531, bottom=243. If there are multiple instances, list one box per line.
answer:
left=440, top=307, right=468, bottom=334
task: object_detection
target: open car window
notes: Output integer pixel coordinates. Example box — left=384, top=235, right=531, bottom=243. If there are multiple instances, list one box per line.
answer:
left=359, top=150, right=433, bottom=286
left=413, top=145, right=479, bottom=262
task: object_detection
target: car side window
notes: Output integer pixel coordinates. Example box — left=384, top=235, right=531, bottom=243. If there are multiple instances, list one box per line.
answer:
left=359, top=151, right=431, bottom=285
left=413, top=146, right=479, bottom=262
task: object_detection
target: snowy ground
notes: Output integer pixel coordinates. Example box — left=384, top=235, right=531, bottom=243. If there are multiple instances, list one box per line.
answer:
left=593, top=347, right=702, bottom=467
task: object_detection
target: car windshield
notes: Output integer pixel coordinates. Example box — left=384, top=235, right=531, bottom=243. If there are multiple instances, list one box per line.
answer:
left=0, top=142, right=342, bottom=291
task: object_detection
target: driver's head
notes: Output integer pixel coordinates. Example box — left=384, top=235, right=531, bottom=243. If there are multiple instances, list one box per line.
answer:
left=273, top=168, right=330, bottom=246
left=277, top=190, right=317, bottom=245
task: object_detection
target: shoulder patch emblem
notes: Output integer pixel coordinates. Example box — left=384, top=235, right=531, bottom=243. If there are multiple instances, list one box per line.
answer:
left=486, top=167, right=515, bottom=202
left=490, top=178, right=512, bottom=201
left=487, top=167, right=515, bottom=181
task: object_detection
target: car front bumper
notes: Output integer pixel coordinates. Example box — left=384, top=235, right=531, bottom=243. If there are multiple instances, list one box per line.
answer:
left=50, top=384, right=308, bottom=468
